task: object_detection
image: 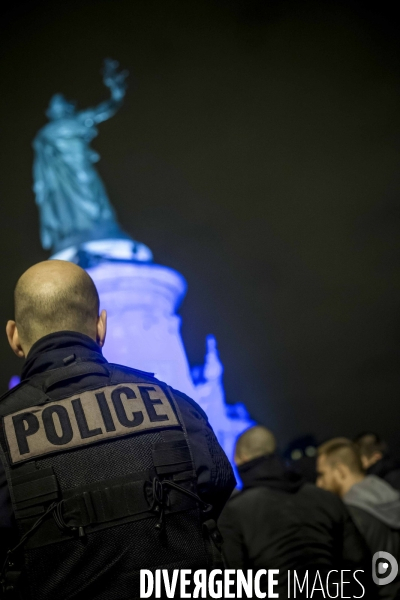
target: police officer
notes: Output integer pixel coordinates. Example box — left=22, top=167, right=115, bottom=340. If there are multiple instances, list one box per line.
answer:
left=0, top=260, right=235, bottom=599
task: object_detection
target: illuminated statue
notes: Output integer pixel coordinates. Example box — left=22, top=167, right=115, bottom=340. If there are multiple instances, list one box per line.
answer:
left=32, top=59, right=151, bottom=261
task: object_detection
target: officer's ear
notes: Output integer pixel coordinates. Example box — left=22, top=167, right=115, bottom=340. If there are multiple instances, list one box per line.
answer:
left=96, top=309, right=107, bottom=348
left=6, top=320, right=26, bottom=358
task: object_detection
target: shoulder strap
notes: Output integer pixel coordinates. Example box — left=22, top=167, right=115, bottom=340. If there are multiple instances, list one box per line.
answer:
left=169, top=387, right=209, bottom=422
left=108, top=364, right=158, bottom=385
left=0, top=360, right=110, bottom=418
left=30, top=360, right=110, bottom=393
left=0, top=384, right=49, bottom=417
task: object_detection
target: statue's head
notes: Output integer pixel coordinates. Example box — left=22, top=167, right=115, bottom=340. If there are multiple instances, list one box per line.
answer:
left=46, top=94, right=76, bottom=120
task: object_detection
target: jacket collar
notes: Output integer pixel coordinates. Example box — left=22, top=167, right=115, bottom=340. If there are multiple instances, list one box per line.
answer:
left=238, top=453, right=305, bottom=493
left=367, top=455, right=400, bottom=479
left=21, top=331, right=107, bottom=380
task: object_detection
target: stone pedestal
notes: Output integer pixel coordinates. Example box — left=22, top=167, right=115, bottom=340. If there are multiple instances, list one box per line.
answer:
left=87, top=261, right=197, bottom=399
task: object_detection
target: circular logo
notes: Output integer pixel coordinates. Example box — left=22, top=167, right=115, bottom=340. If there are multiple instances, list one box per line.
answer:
left=372, top=552, right=398, bottom=586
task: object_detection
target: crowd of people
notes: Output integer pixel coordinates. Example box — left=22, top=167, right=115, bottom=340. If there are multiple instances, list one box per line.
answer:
left=0, top=260, right=399, bottom=599
left=219, top=427, right=400, bottom=598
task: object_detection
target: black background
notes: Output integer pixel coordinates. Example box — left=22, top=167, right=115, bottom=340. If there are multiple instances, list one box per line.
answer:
left=0, top=0, right=399, bottom=452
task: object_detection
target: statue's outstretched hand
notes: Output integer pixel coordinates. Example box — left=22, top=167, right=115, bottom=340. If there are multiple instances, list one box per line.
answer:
left=103, top=58, right=128, bottom=101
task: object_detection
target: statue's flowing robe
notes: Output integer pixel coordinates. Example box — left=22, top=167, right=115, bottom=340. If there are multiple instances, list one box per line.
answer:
left=33, top=117, right=118, bottom=251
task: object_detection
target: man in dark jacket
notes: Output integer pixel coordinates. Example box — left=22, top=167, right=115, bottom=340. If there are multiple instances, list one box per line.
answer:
left=0, top=260, right=236, bottom=599
left=218, top=426, right=373, bottom=599
left=354, top=432, right=400, bottom=492
left=317, top=438, right=400, bottom=600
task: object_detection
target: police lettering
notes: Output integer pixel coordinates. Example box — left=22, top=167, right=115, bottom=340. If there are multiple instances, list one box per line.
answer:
left=5, top=383, right=179, bottom=464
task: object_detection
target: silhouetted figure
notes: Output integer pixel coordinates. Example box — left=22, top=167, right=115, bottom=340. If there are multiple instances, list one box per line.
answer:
left=317, top=438, right=400, bottom=600
left=284, top=434, right=318, bottom=483
left=355, top=432, right=400, bottom=491
left=218, top=426, right=373, bottom=598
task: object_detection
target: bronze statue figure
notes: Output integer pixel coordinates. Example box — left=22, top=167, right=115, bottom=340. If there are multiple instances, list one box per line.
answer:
left=33, top=59, right=133, bottom=256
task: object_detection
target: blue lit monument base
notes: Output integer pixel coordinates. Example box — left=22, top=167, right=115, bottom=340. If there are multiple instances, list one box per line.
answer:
left=87, top=259, right=197, bottom=399
left=82, top=245, right=254, bottom=464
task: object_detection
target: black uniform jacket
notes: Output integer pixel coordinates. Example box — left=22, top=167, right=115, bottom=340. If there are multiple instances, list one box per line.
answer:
left=0, top=331, right=236, bottom=566
left=218, top=454, right=376, bottom=599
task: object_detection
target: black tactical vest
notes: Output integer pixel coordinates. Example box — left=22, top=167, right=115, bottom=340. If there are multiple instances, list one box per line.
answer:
left=0, top=359, right=221, bottom=599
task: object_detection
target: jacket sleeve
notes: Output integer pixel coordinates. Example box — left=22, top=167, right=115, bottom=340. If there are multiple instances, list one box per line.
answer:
left=347, top=505, right=400, bottom=559
left=340, top=505, right=378, bottom=599
left=172, top=389, right=236, bottom=519
left=341, top=506, right=372, bottom=568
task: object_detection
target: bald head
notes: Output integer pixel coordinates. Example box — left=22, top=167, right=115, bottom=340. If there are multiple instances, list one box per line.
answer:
left=7, top=261, right=106, bottom=356
left=235, top=425, right=277, bottom=466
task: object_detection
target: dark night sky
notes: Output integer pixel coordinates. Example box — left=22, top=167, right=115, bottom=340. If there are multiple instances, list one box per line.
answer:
left=0, top=0, right=399, bottom=452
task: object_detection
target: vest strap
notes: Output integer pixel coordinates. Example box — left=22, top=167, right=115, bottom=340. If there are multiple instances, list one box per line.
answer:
left=62, top=472, right=152, bottom=528
left=13, top=467, right=59, bottom=517
left=37, top=361, right=110, bottom=392
left=16, top=467, right=199, bottom=549
left=152, top=439, right=193, bottom=476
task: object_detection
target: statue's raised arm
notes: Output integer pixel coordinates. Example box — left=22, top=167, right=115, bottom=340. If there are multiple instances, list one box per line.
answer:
left=77, top=59, right=128, bottom=125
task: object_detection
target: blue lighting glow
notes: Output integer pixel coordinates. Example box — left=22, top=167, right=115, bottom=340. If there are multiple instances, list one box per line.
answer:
left=8, top=375, right=21, bottom=390
left=86, top=259, right=254, bottom=464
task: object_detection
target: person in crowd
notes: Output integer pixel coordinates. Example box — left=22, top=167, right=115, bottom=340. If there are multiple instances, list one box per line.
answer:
left=354, top=432, right=400, bottom=491
left=317, top=438, right=400, bottom=600
left=0, top=260, right=236, bottom=600
left=284, top=434, right=318, bottom=483
left=218, top=426, right=374, bottom=598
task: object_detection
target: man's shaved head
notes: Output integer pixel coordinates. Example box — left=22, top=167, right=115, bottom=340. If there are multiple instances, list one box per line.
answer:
left=317, top=438, right=363, bottom=475
left=7, top=261, right=104, bottom=356
left=316, top=437, right=365, bottom=497
left=235, top=425, right=277, bottom=466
